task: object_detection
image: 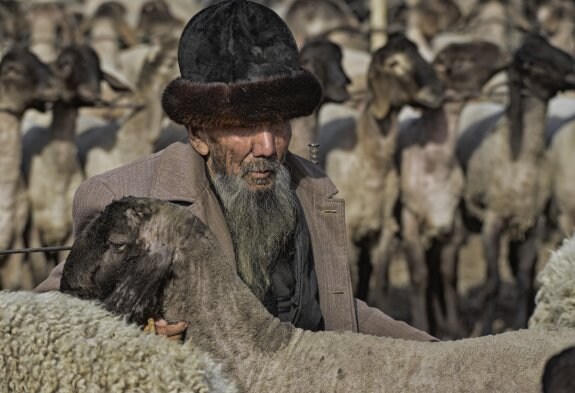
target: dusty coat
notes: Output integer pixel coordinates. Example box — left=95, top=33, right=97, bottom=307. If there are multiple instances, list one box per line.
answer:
left=36, top=141, right=434, bottom=341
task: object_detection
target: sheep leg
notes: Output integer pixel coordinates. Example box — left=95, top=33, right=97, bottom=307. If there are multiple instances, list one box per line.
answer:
left=27, top=219, right=49, bottom=286
left=480, top=211, right=504, bottom=336
left=509, top=221, right=541, bottom=330
left=558, top=212, right=574, bottom=239
left=401, top=207, right=429, bottom=332
left=438, top=214, right=466, bottom=338
left=367, top=226, right=395, bottom=309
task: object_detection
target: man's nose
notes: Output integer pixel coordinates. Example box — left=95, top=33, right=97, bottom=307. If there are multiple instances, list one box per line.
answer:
left=252, top=127, right=276, bottom=157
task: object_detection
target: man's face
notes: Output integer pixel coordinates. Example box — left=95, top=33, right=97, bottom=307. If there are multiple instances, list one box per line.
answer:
left=188, top=121, right=292, bottom=191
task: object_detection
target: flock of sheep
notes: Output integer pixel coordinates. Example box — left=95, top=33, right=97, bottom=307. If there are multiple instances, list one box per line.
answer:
left=2, top=0, right=575, bottom=390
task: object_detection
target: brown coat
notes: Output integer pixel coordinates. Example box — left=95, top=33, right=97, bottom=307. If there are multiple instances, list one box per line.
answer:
left=36, top=141, right=435, bottom=341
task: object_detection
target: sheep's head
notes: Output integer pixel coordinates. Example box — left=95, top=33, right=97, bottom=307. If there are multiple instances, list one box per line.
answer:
left=61, top=197, right=188, bottom=325
left=511, top=33, right=575, bottom=100
left=0, top=47, right=60, bottom=116
left=54, top=44, right=132, bottom=106
left=137, top=0, right=182, bottom=44
left=300, top=39, right=350, bottom=104
left=368, top=33, right=444, bottom=118
left=433, top=41, right=510, bottom=97
left=285, top=0, right=359, bottom=48
left=542, top=346, right=575, bottom=393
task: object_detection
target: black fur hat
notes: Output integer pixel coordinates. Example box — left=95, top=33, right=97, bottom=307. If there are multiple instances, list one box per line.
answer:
left=161, top=0, right=323, bottom=129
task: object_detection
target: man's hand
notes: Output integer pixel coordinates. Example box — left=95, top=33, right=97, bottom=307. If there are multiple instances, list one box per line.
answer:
left=151, top=319, right=188, bottom=342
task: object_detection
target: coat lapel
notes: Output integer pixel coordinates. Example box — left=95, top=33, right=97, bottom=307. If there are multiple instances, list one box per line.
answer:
left=289, top=155, right=358, bottom=332
left=150, top=142, right=235, bottom=266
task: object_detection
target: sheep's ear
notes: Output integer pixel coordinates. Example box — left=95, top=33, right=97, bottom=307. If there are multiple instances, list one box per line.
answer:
left=124, top=207, right=145, bottom=226
left=101, top=67, right=134, bottom=93
left=103, top=252, right=172, bottom=325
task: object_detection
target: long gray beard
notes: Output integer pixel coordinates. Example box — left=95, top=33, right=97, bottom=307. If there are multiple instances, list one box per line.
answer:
left=210, top=159, right=298, bottom=301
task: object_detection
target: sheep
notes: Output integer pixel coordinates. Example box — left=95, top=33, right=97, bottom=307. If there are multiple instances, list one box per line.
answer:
left=22, top=44, right=131, bottom=285
left=289, top=38, right=350, bottom=160
left=543, top=91, right=575, bottom=241
left=284, top=0, right=359, bottom=50
left=60, top=196, right=575, bottom=393
left=455, top=34, right=575, bottom=335
left=137, top=0, right=184, bottom=45
left=82, top=1, right=138, bottom=74
left=25, top=2, right=79, bottom=63
left=541, top=346, right=575, bottom=393
left=78, top=38, right=178, bottom=178
left=319, top=33, right=444, bottom=305
left=0, top=2, right=26, bottom=57
left=0, top=290, right=237, bottom=393
left=529, top=235, right=575, bottom=330
left=0, top=47, right=59, bottom=290
left=396, top=41, right=510, bottom=336
left=284, top=0, right=369, bottom=102
left=404, top=0, right=463, bottom=61
left=536, top=0, right=575, bottom=56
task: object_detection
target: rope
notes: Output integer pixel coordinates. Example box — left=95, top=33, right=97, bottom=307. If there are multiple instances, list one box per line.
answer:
left=0, top=246, right=73, bottom=256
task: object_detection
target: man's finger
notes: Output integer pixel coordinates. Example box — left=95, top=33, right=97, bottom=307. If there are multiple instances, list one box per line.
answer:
left=154, top=319, right=188, bottom=337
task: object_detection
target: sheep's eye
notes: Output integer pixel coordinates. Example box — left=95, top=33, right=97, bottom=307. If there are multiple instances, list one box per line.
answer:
left=110, top=242, right=127, bottom=254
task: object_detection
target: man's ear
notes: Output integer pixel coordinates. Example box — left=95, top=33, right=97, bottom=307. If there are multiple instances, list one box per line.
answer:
left=187, top=127, right=210, bottom=156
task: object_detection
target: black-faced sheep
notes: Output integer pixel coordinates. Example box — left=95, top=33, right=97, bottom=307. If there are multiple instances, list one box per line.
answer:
left=60, top=196, right=575, bottom=393
left=23, top=44, right=131, bottom=285
left=456, top=34, right=575, bottom=335
left=542, top=346, right=575, bottom=393
left=0, top=47, right=59, bottom=290
left=0, top=290, right=237, bottom=392
left=396, top=40, right=510, bottom=337
left=289, top=38, right=350, bottom=160
left=319, top=33, right=444, bottom=305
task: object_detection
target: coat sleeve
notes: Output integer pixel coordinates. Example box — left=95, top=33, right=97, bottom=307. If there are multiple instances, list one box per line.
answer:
left=33, top=177, right=118, bottom=293
left=354, top=298, right=438, bottom=341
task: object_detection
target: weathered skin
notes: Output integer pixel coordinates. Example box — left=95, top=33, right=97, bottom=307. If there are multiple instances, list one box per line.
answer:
left=397, top=41, right=509, bottom=336
left=0, top=47, right=59, bottom=289
left=456, top=34, right=575, bottom=335
left=320, top=34, right=444, bottom=304
left=289, top=39, right=350, bottom=159
left=61, top=197, right=575, bottom=393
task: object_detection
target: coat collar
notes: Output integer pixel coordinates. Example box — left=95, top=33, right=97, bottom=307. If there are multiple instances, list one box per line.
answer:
left=150, top=140, right=210, bottom=202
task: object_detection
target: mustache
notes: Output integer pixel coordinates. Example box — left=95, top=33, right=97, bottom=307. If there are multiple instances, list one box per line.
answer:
left=239, top=158, right=282, bottom=176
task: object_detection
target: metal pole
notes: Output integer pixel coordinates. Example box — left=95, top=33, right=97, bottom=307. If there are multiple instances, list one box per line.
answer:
left=370, top=0, right=388, bottom=52
left=308, top=143, right=320, bottom=165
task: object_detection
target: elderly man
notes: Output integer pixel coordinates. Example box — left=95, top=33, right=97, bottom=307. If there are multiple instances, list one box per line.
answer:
left=36, top=0, right=434, bottom=341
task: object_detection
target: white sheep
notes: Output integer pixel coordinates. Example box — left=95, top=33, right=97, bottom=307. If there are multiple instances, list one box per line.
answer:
left=529, top=235, right=575, bottom=329
left=0, top=290, right=237, bottom=393
left=60, top=196, right=575, bottom=393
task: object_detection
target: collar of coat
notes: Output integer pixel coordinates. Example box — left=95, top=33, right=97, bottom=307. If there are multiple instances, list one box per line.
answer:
left=148, top=140, right=339, bottom=203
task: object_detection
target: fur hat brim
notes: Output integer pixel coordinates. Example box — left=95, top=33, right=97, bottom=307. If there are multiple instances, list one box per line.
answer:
left=161, top=69, right=323, bottom=129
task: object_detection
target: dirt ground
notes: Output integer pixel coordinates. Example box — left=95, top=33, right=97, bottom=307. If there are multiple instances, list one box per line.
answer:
left=381, top=233, right=557, bottom=339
